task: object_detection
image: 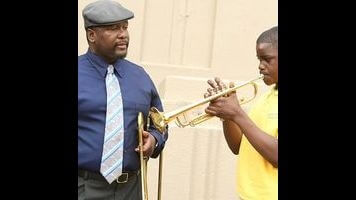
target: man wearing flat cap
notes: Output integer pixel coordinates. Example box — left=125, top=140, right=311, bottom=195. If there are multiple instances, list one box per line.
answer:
left=78, top=0, right=168, bottom=199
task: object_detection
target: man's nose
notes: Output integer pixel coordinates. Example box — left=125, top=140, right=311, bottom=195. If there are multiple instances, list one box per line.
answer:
left=117, top=29, right=127, bottom=38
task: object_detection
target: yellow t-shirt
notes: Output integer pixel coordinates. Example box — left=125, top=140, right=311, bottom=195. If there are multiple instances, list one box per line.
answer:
left=237, top=87, right=278, bottom=200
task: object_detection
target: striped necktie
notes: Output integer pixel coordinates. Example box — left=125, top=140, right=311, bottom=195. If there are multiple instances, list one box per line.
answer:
left=100, top=65, right=124, bottom=184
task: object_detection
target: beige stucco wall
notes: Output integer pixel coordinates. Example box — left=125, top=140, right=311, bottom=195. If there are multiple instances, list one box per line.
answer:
left=78, top=0, right=277, bottom=199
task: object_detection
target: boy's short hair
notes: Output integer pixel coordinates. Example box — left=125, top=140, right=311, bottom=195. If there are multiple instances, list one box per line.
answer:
left=257, top=26, right=278, bottom=48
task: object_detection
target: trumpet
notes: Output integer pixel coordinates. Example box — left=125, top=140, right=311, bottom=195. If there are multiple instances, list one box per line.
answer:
left=149, top=75, right=264, bottom=133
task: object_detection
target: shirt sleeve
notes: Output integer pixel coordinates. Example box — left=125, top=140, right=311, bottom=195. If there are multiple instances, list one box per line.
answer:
left=148, top=83, right=168, bottom=158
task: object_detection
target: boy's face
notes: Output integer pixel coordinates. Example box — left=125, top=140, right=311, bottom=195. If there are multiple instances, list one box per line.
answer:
left=256, top=43, right=278, bottom=86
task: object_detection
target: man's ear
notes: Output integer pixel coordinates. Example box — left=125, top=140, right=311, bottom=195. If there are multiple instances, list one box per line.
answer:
left=86, top=28, right=96, bottom=43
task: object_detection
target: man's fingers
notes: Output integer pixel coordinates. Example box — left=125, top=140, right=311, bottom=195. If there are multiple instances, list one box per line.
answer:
left=142, top=142, right=149, bottom=150
left=142, top=131, right=149, bottom=138
left=136, top=131, right=150, bottom=152
left=135, top=140, right=150, bottom=152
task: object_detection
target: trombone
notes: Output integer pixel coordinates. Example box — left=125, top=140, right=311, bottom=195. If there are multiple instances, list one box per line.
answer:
left=138, top=111, right=165, bottom=200
left=138, top=112, right=166, bottom=200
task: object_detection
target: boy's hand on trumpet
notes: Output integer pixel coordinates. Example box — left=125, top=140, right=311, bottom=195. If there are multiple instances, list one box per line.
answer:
left=204, top=77, right=228, bottom=97
left=204, top=77, right=243, bottom=121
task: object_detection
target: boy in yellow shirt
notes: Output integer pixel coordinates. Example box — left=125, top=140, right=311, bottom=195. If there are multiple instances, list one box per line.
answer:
left=204, top=26, right=278, bottom=200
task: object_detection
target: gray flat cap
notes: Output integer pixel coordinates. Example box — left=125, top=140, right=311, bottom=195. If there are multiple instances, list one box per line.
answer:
left=83, top=0, right=134, bottom=28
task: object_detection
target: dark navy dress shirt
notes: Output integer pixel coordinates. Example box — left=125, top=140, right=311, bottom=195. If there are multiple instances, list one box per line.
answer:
left=78, top=50, right=168, bottom=172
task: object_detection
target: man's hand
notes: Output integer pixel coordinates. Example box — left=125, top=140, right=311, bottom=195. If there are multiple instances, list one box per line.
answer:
left=135, top=131, right=157, bottom=157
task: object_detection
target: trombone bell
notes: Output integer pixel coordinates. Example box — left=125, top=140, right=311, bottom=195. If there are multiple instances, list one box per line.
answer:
left=149, top=107, right=168, bottom=133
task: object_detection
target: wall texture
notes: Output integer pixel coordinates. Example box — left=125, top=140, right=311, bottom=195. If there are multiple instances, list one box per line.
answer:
left=78, top=0, right=277, bottom=199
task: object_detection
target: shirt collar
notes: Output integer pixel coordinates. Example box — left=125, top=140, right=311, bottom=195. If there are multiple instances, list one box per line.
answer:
left=86, top=49, right=124, bottom=78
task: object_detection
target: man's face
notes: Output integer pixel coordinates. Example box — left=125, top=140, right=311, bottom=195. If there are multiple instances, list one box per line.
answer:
left=256, top=43, right=278, bottom=86
left=89, top=21, right=130, bottom=63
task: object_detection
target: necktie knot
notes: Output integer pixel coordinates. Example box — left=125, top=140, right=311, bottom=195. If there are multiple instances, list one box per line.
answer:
left=107, top=65, right=114, bottom=75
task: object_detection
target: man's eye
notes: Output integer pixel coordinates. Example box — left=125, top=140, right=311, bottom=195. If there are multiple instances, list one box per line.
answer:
left=121, top=25, right=128, bottom=30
